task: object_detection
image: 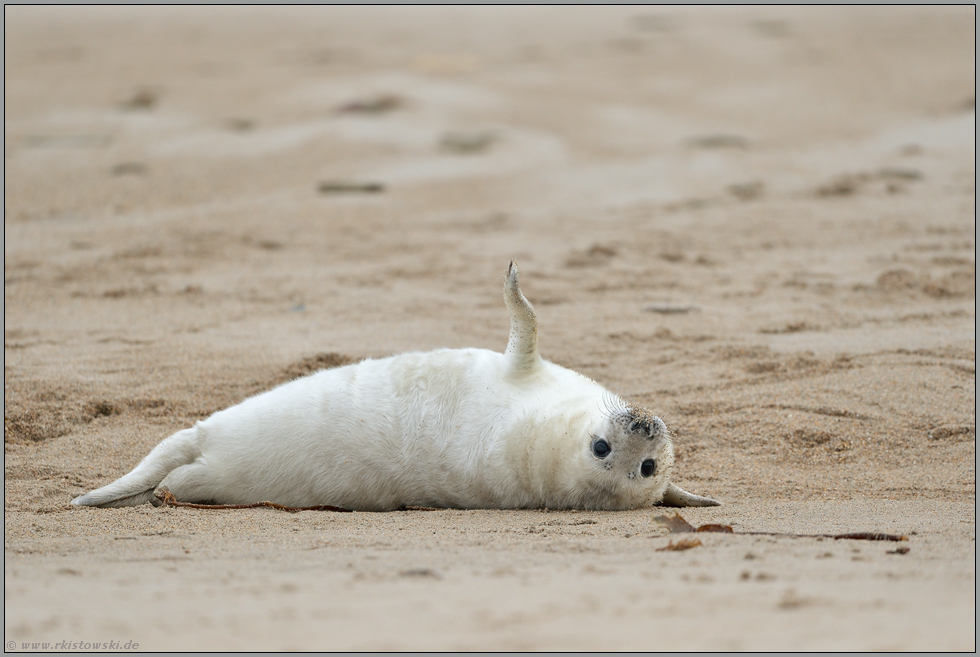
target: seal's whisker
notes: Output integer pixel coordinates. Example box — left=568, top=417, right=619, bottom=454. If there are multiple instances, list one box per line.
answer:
left=600, top=391, right=628, bottom=419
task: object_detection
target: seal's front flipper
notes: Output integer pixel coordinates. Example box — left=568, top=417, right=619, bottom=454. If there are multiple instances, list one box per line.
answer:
left=658, top=482, right=721, bottom=507
left=503, top=261, right=541, bottom=374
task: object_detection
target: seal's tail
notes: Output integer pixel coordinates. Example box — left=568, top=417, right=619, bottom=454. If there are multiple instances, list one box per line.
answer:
left=71, top=427, right=202, bottom=508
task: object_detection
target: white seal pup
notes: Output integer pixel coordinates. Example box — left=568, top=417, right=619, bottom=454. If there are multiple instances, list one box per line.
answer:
left=72, top=262, right=719, bottom=511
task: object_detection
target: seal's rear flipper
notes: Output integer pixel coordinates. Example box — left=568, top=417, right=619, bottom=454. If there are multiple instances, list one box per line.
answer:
left=71, top=428, right=201, bottom=508
left=85, top=489, right=164, bottom=508
left=658, top=482, right=721, bottom=507
left=503, top=261, right=541, bottom=374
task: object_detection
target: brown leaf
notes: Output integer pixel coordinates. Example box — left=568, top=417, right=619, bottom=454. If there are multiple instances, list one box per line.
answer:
left=653, top=512, right=695, bottom=533
left=652, top=512, right=907, bottom=542
left=656, top=538, right=702, bottom=551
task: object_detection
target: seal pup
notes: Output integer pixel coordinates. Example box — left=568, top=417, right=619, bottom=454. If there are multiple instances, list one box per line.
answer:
left=72, top=262, right=719, bottom=511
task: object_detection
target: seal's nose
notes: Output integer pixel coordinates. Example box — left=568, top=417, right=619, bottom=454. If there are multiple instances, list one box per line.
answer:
left=630, top=416, right=667, bottom=439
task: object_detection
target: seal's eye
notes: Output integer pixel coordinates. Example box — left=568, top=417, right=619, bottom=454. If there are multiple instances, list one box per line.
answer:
left=592, top=439, right=611, bottom=459
left=640, top=459, right=656, bottom=477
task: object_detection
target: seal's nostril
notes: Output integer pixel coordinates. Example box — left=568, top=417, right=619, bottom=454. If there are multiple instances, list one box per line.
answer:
left=629, top=420, right=652, bottom=435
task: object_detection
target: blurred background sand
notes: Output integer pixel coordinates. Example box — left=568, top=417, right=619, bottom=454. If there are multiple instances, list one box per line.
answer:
left=4, top=6, right=975, bottom=650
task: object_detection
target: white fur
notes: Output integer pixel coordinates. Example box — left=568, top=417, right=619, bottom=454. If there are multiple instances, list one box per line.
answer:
left=71, top=262, right=718, bottom=511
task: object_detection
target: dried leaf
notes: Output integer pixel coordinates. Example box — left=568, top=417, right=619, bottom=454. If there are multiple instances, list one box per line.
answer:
left=656, top=538, right=702, bottom=551
left=653, top=512, right=695, bottom=533
left=652, top=512, right=908, bottom=542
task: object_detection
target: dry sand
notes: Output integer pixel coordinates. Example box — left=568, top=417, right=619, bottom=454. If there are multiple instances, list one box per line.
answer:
left=4, top=6, right=976, bottom=651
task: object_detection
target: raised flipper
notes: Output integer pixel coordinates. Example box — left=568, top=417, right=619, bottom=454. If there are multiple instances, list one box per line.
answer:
left=658, top=482, right=721, bottom=507
left=503, top=261, right=541, bottom=374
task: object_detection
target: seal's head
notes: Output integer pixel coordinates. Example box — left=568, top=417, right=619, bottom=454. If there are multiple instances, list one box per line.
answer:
left=582, top=401, right=675, bottom=508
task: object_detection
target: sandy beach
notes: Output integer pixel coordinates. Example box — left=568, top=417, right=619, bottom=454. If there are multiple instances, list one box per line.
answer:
left=4, top=6, right=975, bottom=650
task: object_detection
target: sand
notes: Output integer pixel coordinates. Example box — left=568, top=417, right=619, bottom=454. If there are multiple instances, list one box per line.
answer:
left=4, top=6, right=975, bottom=651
